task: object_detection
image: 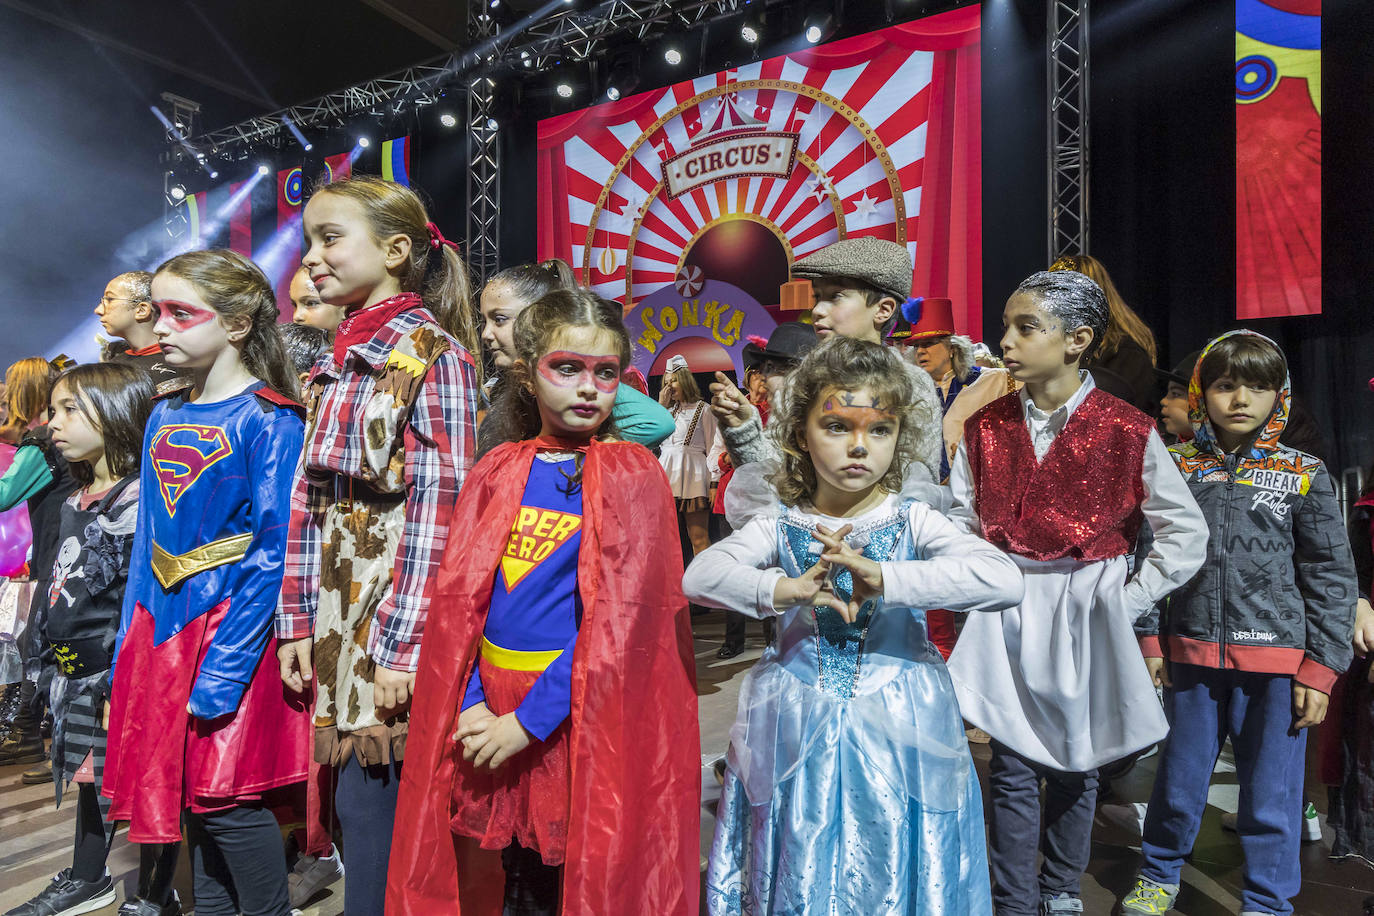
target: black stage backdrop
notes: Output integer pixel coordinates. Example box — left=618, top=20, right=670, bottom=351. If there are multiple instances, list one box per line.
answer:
left=983, top=0, right=1374, bottom=478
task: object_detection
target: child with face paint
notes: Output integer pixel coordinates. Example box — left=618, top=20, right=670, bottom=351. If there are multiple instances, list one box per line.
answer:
left=102, top=249, right=308, bottom=916
left=388, top=288, right=700, bottom=915
left=274, top=176, right=480, bottom=914
left=684, top=337, right=1023, bottom=916
left=945, top=270, right=1208, bottom=916
left=476, top=258, right=674, bottom=456
left=708, top=237, right=945, bottom=503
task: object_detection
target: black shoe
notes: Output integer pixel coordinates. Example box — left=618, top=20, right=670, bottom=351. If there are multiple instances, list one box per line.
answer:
left=716, top=643, right=744, bottom=659
left=117, top=891, right=181, bottom=916
left=3, top=868, right=116, bottom=916
left=0, top=731, right=45, bottom=766
left=21, top=764, right=53, bottom=785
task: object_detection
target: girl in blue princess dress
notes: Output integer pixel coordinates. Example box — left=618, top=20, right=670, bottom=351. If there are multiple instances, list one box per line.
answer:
left=684, top=336, right=1022, bottom=915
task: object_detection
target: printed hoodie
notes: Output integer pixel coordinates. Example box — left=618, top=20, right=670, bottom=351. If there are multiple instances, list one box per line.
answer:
left=1138, top=329, right=1356, bottom=693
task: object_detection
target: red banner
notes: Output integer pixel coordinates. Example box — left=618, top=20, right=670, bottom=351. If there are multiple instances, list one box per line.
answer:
left=537, top=7, right=982, bottom=343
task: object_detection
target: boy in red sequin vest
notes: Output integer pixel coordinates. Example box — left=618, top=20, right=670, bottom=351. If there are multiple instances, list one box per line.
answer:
left=945, top=270, right=1207, bottom=916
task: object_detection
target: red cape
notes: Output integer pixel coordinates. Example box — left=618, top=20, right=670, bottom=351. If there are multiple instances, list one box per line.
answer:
left=387, top=437, right=701, bottom=915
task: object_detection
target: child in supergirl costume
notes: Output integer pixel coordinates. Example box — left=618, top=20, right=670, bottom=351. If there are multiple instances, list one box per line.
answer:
left=687, top=338, right=1021, bottom=915
left=387, top=288, right=701, bottom=916
left=275, top=176, right=482, bottom=914
left=102, top=250, right=309, bottom=916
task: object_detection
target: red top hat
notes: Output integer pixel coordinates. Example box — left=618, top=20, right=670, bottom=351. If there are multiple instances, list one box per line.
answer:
left=896, top=297, right=955, bottom=341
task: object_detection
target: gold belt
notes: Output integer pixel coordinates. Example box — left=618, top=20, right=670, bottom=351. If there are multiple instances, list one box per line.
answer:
left=151, top=532, right=253, bottom=589
left=479, top=636, right=563, bottom=672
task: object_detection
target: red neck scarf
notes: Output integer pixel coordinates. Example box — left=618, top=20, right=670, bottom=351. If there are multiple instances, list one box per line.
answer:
left=332, top=292, right=423, bottom=363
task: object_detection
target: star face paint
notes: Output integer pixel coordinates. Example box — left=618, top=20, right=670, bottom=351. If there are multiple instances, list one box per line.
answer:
left=998, top=292, right=1076, bottom=384
left=528, top=326, right=623, bottom=440
left=805, top=387, right=901, bottom=501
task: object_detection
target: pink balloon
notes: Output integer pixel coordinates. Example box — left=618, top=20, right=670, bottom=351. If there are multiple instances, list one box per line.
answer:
left=0, top=509, right=30, bottom=577
left=0, top=442, right=33, bottom=577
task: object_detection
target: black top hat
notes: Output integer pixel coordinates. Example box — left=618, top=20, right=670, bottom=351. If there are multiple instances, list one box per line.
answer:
left=742, top=322, right=819, bottom=371
left=1155, top=350, right=1202, bottom=388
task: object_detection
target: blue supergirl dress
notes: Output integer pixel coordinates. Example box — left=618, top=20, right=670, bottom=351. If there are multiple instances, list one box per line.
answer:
left=688, top=495, right=1007, bottom=915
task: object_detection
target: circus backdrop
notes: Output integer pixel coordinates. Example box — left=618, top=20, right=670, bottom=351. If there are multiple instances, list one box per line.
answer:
left=536, top=5, right=981, bottom=380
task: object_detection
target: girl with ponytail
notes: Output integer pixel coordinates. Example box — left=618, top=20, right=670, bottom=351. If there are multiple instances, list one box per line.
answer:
left=274, top=175, right=481, bottom=914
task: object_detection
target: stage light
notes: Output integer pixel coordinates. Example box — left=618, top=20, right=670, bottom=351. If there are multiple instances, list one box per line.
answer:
left=521, top=51, right=532, bottom=69
left=665, top=48, right=682, bottom=65
left=257, top=164, right=270, bottom=176
left=489, top=0, right=499, bottom=6
left=440, top=112, right=457, bottom=128
left=486, top=117, right=499, bottom=130
left=304, top=143, right=314, bottom=151
left=358, top=136, right=371, bottom=148
left=210, top=170, right=220, bottom=179
left=741, top=24, right=760, bottom=44
left=606, top=86, right=621, bottom=101
left=804, top=12, right=837, bottom=45
left=170, top=185, right=186, bottom=201
left=557, top=83, right=573, bottom=99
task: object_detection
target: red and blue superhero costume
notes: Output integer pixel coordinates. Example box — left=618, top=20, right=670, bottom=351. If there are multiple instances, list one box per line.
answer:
left=388, top=437, right=702, bottom=915
left=103, top=385, right=310, bottom=843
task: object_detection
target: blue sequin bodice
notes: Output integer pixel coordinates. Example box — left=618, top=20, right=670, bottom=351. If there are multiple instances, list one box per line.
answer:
left=777, top=503, right=908, bottom=699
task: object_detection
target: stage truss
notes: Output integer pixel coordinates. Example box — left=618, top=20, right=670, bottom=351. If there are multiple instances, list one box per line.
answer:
left=1048, top=0, right=1089, bottom=262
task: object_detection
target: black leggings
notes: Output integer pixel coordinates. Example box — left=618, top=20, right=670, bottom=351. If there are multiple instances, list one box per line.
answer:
left=185, top=805, right=291, bottom=916
left=70, top=783, right=116, bottom=882
left=502, top=841, right=561, bottom=916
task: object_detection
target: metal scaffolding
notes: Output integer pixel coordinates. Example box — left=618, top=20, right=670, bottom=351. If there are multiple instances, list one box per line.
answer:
left=467, top=5, right=501, bottom=288
left=1048, top=0, right=1089, bottom=263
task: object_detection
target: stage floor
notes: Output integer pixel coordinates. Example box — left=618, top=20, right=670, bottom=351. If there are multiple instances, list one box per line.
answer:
left=2, top=611, right=1372, bottom=914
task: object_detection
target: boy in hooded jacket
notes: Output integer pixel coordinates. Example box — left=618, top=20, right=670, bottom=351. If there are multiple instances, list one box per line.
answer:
left=1123, top=330, right=1357, bottom=916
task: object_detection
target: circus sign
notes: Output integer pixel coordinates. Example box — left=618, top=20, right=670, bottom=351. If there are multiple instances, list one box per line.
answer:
left=659, top=95, right=798, bottom=199
left=536, top=6, right=984, bottom=339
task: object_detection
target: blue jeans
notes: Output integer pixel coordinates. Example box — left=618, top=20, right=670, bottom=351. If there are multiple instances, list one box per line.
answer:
left=336, top=757, right=403, bottom=916
left=987, top=741, right=1099, bottom=915
left=1140, top=665, right=1307, bottom=915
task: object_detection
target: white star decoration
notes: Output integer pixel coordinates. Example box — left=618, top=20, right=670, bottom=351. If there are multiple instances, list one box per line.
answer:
left=805, top=173, right=835, bottom=205
left=618, top=191, right=645, bottom=220
left=850, top=192, right=880, bottom=225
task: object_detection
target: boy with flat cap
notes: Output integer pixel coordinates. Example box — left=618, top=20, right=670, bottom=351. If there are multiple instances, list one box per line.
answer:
left=710, top=236, right=945, bottom=492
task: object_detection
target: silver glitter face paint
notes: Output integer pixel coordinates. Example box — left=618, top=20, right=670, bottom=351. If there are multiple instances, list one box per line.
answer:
left=1014, top=270, right=1108, bottom=349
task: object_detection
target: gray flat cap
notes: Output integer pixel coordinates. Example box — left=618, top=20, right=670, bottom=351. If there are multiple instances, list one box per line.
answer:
left=791, top=237, right=913, bottom=304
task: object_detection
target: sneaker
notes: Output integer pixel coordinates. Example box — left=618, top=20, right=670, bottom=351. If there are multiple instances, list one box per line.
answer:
left=1303, top=801, right=1323, bottom=842
left=3, top=868, right=116, bottom=916
left=1040, top=893, right=1083, bottom=914
left=288, top=848, right=345, bottom=907
left=1120, top=876, right=1179, bottom=914
left=116, top=891, right=180, bottom=916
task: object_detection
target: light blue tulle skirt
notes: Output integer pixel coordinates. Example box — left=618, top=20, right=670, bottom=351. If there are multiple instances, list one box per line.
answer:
left=705, top=656, right=993, bottom=916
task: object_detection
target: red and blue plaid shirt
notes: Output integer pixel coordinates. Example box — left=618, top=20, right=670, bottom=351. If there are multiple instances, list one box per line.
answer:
left=276, top=306, right=478, bottom=672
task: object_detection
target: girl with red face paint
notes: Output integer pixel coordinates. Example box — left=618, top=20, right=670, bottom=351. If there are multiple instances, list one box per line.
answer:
left=387, top=287, right=701, bottom=916
left=274, top=176, right=481, bottom=915
left=103, top=249, right=307, bottom=916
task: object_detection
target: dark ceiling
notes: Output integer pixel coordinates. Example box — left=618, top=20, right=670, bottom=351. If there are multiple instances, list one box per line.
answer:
left=0, top=0, right=469, bottom=133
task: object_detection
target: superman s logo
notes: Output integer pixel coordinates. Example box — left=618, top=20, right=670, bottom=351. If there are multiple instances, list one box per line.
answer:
left=149, top=425, right=233, bottom=516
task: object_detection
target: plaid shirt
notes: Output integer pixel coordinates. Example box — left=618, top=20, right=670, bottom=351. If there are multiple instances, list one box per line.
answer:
left=276, top=308, right=478, bottom=671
